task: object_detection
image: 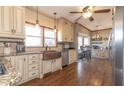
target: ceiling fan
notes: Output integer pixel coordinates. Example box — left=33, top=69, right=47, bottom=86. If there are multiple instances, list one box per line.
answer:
left=69, top=6, right=111, bottom=22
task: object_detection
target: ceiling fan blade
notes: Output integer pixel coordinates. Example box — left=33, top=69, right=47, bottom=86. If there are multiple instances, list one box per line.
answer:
left=70, top=11, right=82, bottom=13
left=83, top=6, right=89, bottom=11
left=75, top=15, right=82, bottom=22
left=89, top=16, right=94, bottom=21
left=94, top=9, right=111, bottom=13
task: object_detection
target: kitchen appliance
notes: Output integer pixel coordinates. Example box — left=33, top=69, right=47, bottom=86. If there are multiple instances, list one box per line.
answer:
left=112, top=6, right=124, bottom=85
left=62, top=49, right=69, bottom=67
left=16, top=42, right=25, bottom=53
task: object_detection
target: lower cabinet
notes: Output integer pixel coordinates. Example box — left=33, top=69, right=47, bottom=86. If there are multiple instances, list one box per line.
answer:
left=4, top=54, right=62, bottom=84
left=43, top=60, right=52, bottom=74
left=69, top=49, right=77, bottom=64
left=4, top=54, right=41, bottom=85
left=43, top=57, right=62, bottom=75
left=15, top=55, right=28, bottom=84
left=28, top=54, right=40, bottom=80
left=52, top=58, right=62, bottom=72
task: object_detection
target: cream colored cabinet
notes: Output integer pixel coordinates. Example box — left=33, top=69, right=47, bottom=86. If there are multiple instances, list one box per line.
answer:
left=28, top=54, right=40, bottom=80
left=0, top=6, right=25, bottom=38
left=0, top=7, right=2, bottom=33
left=69, top=24, right=74, bottom=42
left=69, top=49, right=77, bottom=64
left=15, top=55, right=28, bottom=84
left=52, top=57, right=62, bottom=72
left=58, top=18, right=74, bottom=42
left=0, top=6, right=12, bottom=35
left=43, top=60, right=52, bottom=74
left=43, top=57, right=62, bottom=74
left=14, top=6, right=25, bottom=37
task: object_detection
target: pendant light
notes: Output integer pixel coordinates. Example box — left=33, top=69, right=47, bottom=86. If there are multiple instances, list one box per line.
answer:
left=35, top=6, right=39, bottom=28
left=53, top=12, right=57, bottom=32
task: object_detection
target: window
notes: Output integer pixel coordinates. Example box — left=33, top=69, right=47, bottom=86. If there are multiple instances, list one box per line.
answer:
left=44, top=28, right=56, bottom=47
left=84, top=37, right=90, bottom=46
left=78, top=36, right=83, bottom=50
left=25, top=24, right=43, bottom=47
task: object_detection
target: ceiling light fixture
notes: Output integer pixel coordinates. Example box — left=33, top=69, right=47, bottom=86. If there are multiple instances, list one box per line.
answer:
left=82, top=6, right=93, bottom=18
left=35, top=6, right=39, bottom=28
left=83, top=11, right=92, bottom=18
left=53, top=12, right=57, bottom=32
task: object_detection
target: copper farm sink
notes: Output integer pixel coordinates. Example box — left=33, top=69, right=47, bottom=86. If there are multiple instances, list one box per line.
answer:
left=42, top=51, right=61, bottom=60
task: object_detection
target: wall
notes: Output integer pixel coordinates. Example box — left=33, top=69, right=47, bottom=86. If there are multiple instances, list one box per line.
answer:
left=74, top=23, right=91, bottom=54
left=25, top=8, right=62, bottom=52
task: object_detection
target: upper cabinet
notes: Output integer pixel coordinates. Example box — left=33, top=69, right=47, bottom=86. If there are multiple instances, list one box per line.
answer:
left=58, top=18, right=74, bottom=42
left=0, top=6, right=25, bottom=39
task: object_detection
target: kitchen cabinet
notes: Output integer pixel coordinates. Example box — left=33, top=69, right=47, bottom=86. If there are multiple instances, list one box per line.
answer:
left=43, top=57, right=62, bottom=74
left=14, top=6, right=25, bottom=37
left=28, top=54, right=40, bottom=80
left=43, top=60, right=52, bottom=74
left=0, top=6, right=25, bottom=39
left=52, top=58, right=62, bottom=72
left=4, top=54, right=41, bottom=85
left=15, top=55, right=28, bottom=84
left=58, top=18, right=74, bottom=42
left=69, top=49, right=77, bottom=64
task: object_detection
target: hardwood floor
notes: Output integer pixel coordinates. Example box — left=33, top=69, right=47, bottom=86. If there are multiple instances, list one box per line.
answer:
left=21, top=58, right=112, bottom=86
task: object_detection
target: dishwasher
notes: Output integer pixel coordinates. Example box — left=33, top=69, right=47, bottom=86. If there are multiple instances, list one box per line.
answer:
left=62, top=49, right=69, bottom=67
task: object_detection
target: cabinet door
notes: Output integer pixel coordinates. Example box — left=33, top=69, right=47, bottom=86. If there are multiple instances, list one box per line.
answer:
left=1, top=6, right=12, bottom=34
left=55, top=58, right=62, bottom=70
left=69, top=50, right=77, bottom=64
left=70, top=24, right=74, bottom=42
left=51, top=60, right=56, bottom=72
left=43, top=60, right=52, bottom=74
left=14, top=7, right=25, bottom=37
left=62, top=20, right=68, bottom=42
left=16, top=55, right=28, bottom=84
left=0, top=7, right=2, bottom=33
left=52, top=58, right=62, bottom=72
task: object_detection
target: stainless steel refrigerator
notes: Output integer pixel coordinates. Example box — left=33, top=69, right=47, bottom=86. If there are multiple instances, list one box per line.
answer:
left=112, top=6, right=124, bottom=85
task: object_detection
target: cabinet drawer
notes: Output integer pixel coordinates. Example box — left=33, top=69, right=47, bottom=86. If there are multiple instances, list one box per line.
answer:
left=28, top=64, right=39, bottom=71
left=29, top=54, right=39, bottom=60
left=28, top=60, right=38, bottom=64
left=28, top=70, right=39, bottom=78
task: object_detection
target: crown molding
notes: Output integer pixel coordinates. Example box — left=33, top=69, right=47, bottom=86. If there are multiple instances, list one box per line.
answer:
left=75, top=22, right=112, bottom=32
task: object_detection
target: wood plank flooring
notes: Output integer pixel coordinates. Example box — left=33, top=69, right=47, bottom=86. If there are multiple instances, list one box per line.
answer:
left=20, top=58, right=112, bottom=86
